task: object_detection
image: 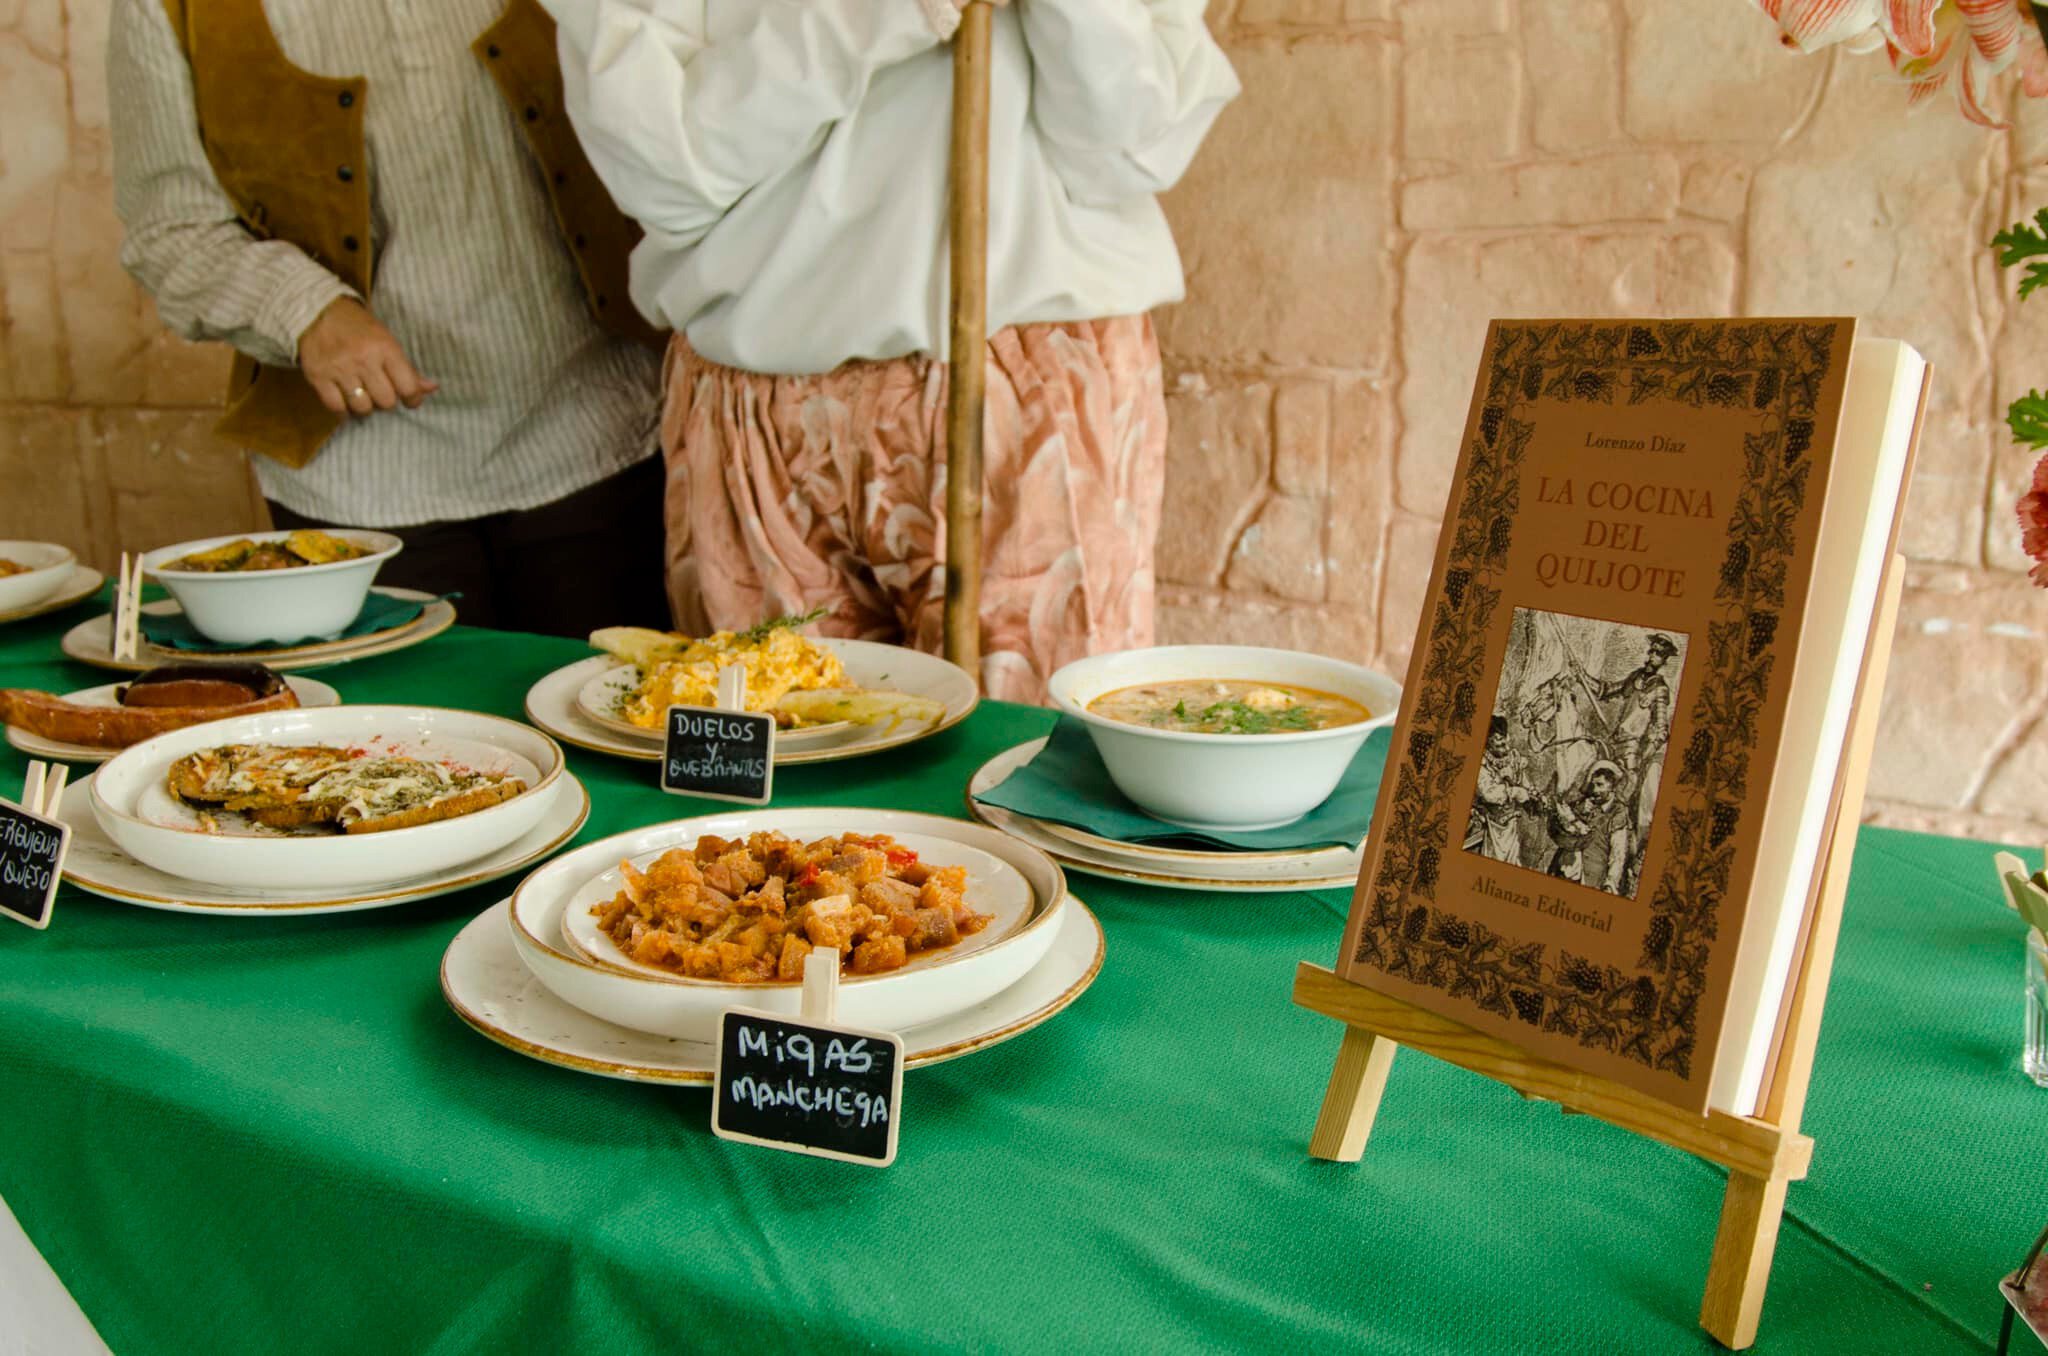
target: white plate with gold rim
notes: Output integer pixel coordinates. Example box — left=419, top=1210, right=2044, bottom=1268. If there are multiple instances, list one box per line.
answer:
left=444, top=894, right=1105, bottom=1085
left=509, top=808, right=1066, bottom=1041
left=53, top=773, right=590, bottom=915
left=967, top=739, right=1363, bottom=893
left=0, top=564, right=103, bottom=625
left=5, top=675, right=342, bottom=765
left=60, top=586, right=457, bottom=673
left=525, top=640, right=977, bottom=767
left=571, top=662, right=853, bottom=746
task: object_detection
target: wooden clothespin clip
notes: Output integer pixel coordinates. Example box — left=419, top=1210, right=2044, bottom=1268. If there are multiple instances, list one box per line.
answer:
left=717, top=663, right=747, bottom=714
left=19, top=760, right=68, bottom=821
left=802, top=946, right=840, bottom=1024
left=1997, top=851, right=2033, bottom=914
left=3, top=760, right=71, bottom=931
left=112, top=553, right=144, bottom=663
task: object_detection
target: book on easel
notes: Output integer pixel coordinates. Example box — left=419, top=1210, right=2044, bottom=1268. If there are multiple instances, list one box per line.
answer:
left=1335, top=318, right=1926, bottom=1115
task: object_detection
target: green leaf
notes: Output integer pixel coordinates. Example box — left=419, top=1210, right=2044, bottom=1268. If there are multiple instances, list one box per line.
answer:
left=1994, top=209, right=2048, bottom=300
left=2009, top=391, right=2048, bottom=450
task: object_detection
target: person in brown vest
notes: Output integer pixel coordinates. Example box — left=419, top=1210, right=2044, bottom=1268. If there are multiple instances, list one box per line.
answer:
left=107, top=0, right=671, bottom=638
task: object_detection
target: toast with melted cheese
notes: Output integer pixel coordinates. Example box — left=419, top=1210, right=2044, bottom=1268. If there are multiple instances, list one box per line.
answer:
left=167, top=744, right=526, bottom=835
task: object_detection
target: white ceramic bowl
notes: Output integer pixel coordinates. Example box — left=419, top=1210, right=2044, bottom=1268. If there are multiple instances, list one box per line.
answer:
left=89, top=705, right=564, bottom=890
left=1047, top=645, right=1401, bottom=831
left=143, top=529, right=402, bottom=646
left=508, top=808, right=1069, bottom=1042
left=0, top=541, right=78, bottom=613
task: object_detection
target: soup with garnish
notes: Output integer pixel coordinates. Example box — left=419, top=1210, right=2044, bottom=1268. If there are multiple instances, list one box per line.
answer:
left=1087, top=679, right=1370, bottom=735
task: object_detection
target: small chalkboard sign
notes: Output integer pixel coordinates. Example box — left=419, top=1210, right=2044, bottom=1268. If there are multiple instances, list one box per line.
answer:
left=712, top=954, right=905, bottom=1167
left=661, top=666, right=775, bottom=805
left=1, top=777, right=69, bottom=931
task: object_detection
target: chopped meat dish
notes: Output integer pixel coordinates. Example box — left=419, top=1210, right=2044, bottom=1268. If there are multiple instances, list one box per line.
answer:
left=595, top=831, right=992, bottom=982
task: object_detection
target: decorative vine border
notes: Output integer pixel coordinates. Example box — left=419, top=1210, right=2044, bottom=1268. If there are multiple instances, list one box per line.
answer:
left=1351, top=320, right=1839, bottom=1081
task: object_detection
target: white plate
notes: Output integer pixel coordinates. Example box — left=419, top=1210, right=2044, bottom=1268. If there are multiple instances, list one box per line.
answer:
left=0, top=564, right=103, bottom=625
left=445, top=894, right=1105, bottom=1084
left=509, top=808, right=1066, bottom=1041
left=0, top=542, right=78, bottom=613
left=571, top=663, right=853, bottom=746
left=968, top=740, right=1363, bottom=895
left=5, top=675, right=343, bottom=765
left=559, top=830, right=1036, bottom=981
left=59, top=586, right=457, bottom=673
left=89, top=706, right=566, bottom=890
left=526, top=640, right=977, bottom=767
left=55, top=773, right=590, bottom=914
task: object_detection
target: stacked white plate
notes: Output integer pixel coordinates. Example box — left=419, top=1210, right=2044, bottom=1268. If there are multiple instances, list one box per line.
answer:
left=967, top=738, right=1365, bottom=894
left=523, top=639, right=977, bottom=766
left=0, top=541, right=100, bottom=625
left=444, top=807, right=1106, bottom=1083
left=61, top=587, right=457, bottom=673
left=58, top=706, right=588, bottom=914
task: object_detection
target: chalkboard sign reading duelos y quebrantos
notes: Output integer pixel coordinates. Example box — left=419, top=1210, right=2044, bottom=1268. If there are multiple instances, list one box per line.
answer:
left=661, top=704, right=775, bottom=806
left=712, top=1007, right=905, bottom=1167
left=0, top=798, right=68, bottom=930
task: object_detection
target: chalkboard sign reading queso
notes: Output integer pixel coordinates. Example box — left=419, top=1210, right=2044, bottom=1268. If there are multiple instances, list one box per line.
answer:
left=0, top=798, right=69, bottom=931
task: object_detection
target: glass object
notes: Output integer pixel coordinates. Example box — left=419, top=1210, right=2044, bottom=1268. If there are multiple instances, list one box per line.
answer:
left=2028, top=930, right=2048, bottom=1089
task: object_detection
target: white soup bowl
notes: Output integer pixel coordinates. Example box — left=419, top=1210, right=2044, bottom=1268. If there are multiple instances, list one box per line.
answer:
left=508, top=808, right=1068, bottom=1042
left=143, top=529, right=402, bottom=646
left=1047, top=645, right=1400, bottom=831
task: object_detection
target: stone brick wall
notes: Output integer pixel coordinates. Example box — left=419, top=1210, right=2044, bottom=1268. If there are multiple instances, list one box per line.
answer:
left=3, top=0, right=2047, bottom=842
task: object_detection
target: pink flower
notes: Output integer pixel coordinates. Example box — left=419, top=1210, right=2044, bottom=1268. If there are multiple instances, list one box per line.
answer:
left=1754, top=0, right=2048, bottom=124
left=2018, top=451, right=2048, bottom=586
left=1755, top=0, right=1939, bottom=54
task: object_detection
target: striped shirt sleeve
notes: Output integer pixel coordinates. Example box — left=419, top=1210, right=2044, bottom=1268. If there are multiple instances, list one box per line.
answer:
left=108, top=0, right=359, bottom=369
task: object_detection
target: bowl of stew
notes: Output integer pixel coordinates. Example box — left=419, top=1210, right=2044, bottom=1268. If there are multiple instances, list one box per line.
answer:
left=142, top=528, right=401, bottom=646
left=1048, top=645, right=1401, bottom=830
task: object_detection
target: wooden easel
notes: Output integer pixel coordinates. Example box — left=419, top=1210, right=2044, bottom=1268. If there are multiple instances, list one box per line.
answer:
left=941, top=3, right=993, bottom=685
left=1294, top=552, right=1907, bottom=1350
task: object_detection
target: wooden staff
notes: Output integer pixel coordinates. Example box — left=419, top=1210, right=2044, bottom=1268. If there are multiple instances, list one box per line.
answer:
left=942, top=2, right=993, bottom=684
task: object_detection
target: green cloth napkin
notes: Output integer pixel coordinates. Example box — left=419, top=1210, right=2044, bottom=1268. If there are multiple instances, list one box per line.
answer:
left=141, top=589, right=441, bottom=652
left=975, top=715, right=1391, bottom=853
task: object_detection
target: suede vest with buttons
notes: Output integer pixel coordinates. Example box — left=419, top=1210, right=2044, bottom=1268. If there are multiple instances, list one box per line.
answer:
left=159, top=0, right=661, bottom=469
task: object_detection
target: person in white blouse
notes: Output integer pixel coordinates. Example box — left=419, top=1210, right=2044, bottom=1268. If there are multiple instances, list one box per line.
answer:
left=544, top=0, right=1238, bottom=701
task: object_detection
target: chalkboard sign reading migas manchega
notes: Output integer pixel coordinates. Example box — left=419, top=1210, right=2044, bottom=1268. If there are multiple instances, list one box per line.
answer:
left=712, top=1008, right=906, bottom=1167
left=661, top=704, right=776, bottom=805
left=0, top=799, right=69, bottom=931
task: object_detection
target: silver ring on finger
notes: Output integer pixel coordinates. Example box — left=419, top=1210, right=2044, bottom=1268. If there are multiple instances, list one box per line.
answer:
left=350, top=385, right=369, bottom=400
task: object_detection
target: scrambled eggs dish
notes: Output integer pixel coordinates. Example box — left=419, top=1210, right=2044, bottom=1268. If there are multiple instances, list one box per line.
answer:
left=593, top=621, right=848, bottom=730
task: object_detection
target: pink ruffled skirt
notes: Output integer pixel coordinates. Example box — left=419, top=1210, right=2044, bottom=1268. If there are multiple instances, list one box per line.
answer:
left=659, top=316, right=1168, bottom=704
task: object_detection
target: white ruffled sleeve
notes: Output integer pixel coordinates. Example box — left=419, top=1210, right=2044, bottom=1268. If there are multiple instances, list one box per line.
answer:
left=542, top=0, right=942, bottom=247
left=1016, top=0, right=1239, bottom=206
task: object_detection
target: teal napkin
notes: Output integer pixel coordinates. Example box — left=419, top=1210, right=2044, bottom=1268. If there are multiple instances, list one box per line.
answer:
left=976, top=716, right=1392, bottom=853
left=141, top=590, right=443, bottom=653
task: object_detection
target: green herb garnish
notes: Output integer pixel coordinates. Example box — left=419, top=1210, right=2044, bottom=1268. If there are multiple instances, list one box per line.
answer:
left=737, top=605, right=829, bottom=644
left=1189, top=700, right=1317, bottom=735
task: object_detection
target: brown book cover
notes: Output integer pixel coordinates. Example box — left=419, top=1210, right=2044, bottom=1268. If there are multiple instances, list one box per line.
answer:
left=1336, top=317, right=1860, bottom=1112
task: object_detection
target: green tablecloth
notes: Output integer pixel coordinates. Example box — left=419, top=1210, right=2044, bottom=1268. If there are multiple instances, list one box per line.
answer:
left=0, top=601, right=2036, bottom=1353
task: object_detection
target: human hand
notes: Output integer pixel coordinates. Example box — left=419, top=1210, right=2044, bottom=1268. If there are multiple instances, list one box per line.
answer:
left=298, top=297, right=438, bottom=418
